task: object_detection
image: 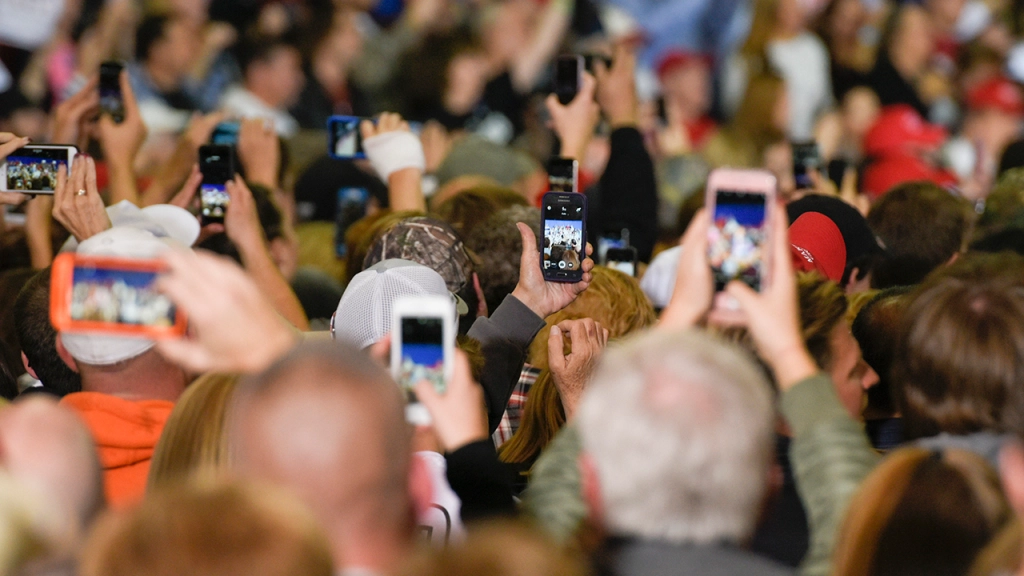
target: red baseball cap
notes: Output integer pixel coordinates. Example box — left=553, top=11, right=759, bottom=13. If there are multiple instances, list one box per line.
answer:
left=861, top=154, right=958, bottom=199
left=656, top=49, right=712, bottom=81
left=863, top=105, right=947, bottom=158
left=789, top=212, right=847, bottom=283
left=967, top=76, right=1024, bottom=116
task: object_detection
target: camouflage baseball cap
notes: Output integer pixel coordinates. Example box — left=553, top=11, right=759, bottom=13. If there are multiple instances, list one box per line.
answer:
left=363, top=217, right=474, bottom=293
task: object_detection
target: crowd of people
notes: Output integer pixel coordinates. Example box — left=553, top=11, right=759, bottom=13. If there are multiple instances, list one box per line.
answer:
left=3, top=0, right=1024, bottom=574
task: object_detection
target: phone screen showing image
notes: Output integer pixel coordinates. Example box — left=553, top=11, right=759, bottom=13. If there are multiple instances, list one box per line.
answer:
left=399, top=317, right=446, bottom=395
left=709, top=190, right=767, bottom=291
left=200, top=146, right=233, bottom=224
left=5, top=148, right=69, bottom=192
left=71, top=264, right=175, bottom=328
left=792, top=142, right=821, bottom=190
left=542, top=193, right=586, bottom=282
left=211, top=122, right=240, bottom=145
left=328, top=116, right=364, bottom=159
left=99, top=62, right=125, bottom=123
left=200, top=184, right=228, bottom=221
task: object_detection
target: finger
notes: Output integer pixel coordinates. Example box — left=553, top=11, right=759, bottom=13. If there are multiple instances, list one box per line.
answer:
left=547, top=326, right=566, bottom=369
left=768, top=202, right=793, bottom=290
left=55, top=165, right=68, bottom=202
left=154, top=338, right=214, bottom=373
left=576, top=72, right=597, bottom=103
left=679, top=208, right=709, bottom=256
left=84, top=156, right=99, bottom=195
left=516, top=221, right=538, bottom=268
left=449, top=348, right=473, bottom=391
left=569, top=320, right=589, bottom=356
left=0, top=135, right=30, bottom=160
left=119, top=68, right=141, bottom=118
left=70, top=155, right=86, bottom=197
left=593, top=58, right=609, bottom=83
left=583, top=318, right=599, bottom=341
left=585, top=242, right=593, bottom=257
left=840, top=166, right=858, bottom=198
left=359, top=119, right=375, bottom=140
left=723, top=280, right=759, bottom=315
left=545, top=93, right=562, bottom=117
left=601, top=327, right=609, bottom=346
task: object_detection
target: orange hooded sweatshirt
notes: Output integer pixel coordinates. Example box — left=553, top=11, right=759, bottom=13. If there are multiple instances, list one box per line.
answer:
left=61, top=392, right=174, bottom=507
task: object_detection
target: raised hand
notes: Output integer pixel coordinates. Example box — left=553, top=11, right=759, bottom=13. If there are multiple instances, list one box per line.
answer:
left=658, top=209, right=713, bottom=330
left=414, top=349, right=488, bottom=452
left=545, top=72, right=600, bottom=161
left=511, top=222, right=593, bottom=319
left=548, top=318, right=609, bottom=419
left=237, top=118, right=280, bottom=189
left=0, top=132, right=33, bottom=205
left=52, top=156, right=110, bottom=242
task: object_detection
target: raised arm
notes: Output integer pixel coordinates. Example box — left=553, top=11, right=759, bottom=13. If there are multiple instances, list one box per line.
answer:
left=508, top=0, right=574, bottom=93
left=361, top=113, right=427, bottom=212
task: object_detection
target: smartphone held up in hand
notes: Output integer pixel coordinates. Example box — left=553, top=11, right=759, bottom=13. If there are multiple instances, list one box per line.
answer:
left=210, top=122, right=241, bottom=145
left=50, top=253, right=186, bottom=338
left=0, top=145, right=77, bottom=194
left=99, top=61, right=125, bottom=124
left=791, top=141, right=821, bottom=190
left=391, top=295, right=455, bottom=425
left=541, top=192, right=587, bottom=283
left=547, top=158, right=578, bottom=193
left=199, top=145, right=234, bottom=225
left=705, top=168, right=776, bottom=292
left=555, top=55, right=584, bottom=105
left=327, top=115, right=366, bottom=160
left=605, top=246, right=638, bottom=277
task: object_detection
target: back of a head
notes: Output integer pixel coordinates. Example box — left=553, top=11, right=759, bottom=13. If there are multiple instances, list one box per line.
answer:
left=80, top=480, right=334, bottom=576
left=974, top=168, right=1024, bottom=241
left=148, top=373, right=240, bottom=491
left=867, top=182, right=972, bottom=288
left=396, top=521, right=588, bottom=576
left=433, top=185, right=529, bottom=240
left=134, top=13, right=172, bottom=62
left=797, top=272, right=849, bottom=371
left=577, top=329, right=774, bottom=544
left=853, top=287, right=913, bottom=417
left=228, top=341, right=411, bottom=550
left=895, top=253, right=1024, bottom=439
left=466, top=205, right=540, bottom=316
left=14, top=268, right=82, bottom=396
left=833, top=448, right=1010, bottom=576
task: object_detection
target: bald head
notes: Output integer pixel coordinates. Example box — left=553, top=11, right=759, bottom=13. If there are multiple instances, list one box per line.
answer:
left=0, top=397, right=104, bottom=536
left=228, top=341, right=414, bottom=569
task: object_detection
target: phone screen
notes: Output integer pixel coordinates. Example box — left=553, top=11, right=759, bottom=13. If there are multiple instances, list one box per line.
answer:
left=548, top=158, right=578, bottom=193
left=99, top=62, right=125, bottom=123
left=398, top=317, right=446, bottom=395
left=4, top=147, right=70, bottom=192
left=200, top=146, right=233, bottom=224
left=792, top=142, right=821, bottom=190
left=335, top=187, right=369, bottom=258
left=328, top=116, right=365, bottom=159
left=708, top=190, right=767, bottom=291
left=555, top=56, right=582, bottom=105
left=597, top=229, right=629, bottom=264
left=70, top=264, right=175, bottom=328
left=211, top=122, right=240, bottom=145
left=605, top=247, right=637, bottom=277
left=542, top=193, right=586, bottom=282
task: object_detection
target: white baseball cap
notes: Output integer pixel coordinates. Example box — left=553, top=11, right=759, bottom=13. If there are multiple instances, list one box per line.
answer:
left=61, top=200, right=200, bottom=253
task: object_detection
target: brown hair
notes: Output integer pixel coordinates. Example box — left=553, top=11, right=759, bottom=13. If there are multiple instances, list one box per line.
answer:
left=740, top=0, right=781, bottom=59
left=432, top=185, right=529, bottom=239
left=396, top=520, right=588, bottom=576
left=797, top=272, right=848, bottom=370
left=895, top=252, right=1024, bottom=439
left=343, top=209, right=426, bottom=285
left=148, top=373, right=239, bottom=491
left=706, top=72, right=787, bottom=168
left=81, top=480, right=334, bottom=576
left=499, top=267, right=656, bottom=464
left=867, top=181, right=973, bottom=289
left=833, top=448, right=1010, bottom=576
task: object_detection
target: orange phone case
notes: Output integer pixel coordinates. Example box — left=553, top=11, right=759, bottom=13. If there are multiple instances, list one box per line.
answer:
left=50, top=253, right=187, bottom=338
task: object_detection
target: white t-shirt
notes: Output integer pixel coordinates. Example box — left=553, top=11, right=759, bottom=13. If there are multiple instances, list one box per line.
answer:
left=218, top=85, right=299, bottom=138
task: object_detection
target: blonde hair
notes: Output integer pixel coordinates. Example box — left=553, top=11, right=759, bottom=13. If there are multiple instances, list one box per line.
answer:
left=81, top=480, right=334, bottom=576
left=147, top=373, right=239, bottom=491
left=833, top=448, right=1011, bottom=576
left=499, top=267, right=657, bottom=463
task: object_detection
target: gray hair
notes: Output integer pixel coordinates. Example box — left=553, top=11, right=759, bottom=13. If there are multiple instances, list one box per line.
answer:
left=577, top=328, right=774, bottom=544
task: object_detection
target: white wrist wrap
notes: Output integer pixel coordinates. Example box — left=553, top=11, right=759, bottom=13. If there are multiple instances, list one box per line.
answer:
left=363, top=131, right=426, bottom=181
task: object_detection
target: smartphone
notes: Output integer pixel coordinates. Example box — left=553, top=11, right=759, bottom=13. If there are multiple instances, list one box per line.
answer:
left=597, top=228, right=630, bottom=265
left=555, top=55, right=584, bottom=105
left=547, top=158, right=578, bottom=193
left=327, top=115, right=366, bottom=160
left=199, top=145, right=234, bottom=225
left=606, top=246, right=638, bottom=277
left=99, top=61, right=125, bottom=124
left=391, top=295, right=455, bottom=425
left=50, top=253, right=186, bottom=338
left=1, top=145, right=77, bottom=193
left=210, top=122, right=240, bottom=145
left=335, top=187, right=370, bottom=258
left=792, top=141, right=821, bottom=190
left=541, top=192, right=587, bottom=283
left=705, top=168, right=776, bottom=292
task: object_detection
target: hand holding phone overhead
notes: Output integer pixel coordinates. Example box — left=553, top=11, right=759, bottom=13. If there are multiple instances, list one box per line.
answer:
left=511, top=219, right=594, bottom=320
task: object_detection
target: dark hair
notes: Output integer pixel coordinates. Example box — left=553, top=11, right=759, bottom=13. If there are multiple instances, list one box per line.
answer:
left=396, top=27, right=483, bottom=121
left=237, top=34, right=299, bottom=78
left=433, top=185, right=528, bottom=240
left=466, top=205, right=540, bottom=317
left=853, top=286, right=913, bottom=416
left=13, top=269, right=82, bottom=397
left=0, top=340, right=16, bottom=400
left=135, top=14, right=173, bottom=62
left=895, top=253, right=1024, bottom=439
left=867, top=182, right=972, bottom=289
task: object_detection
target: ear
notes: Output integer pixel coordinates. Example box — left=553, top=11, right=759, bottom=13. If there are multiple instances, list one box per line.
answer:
left=20, top=352, right=38, bottom=380
left=408, top=453, right=435, bottom=520
left=472, top=273, right=488, bottom=318
left=54, top=335, right=79, bottom=373
left=578, top=452, right=604, bottom=528
left=1001, top=442, right=1024, bottom=519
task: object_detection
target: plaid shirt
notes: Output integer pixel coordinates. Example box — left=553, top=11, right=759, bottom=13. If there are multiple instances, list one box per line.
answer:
left=492, top=364, right=542, bottom=448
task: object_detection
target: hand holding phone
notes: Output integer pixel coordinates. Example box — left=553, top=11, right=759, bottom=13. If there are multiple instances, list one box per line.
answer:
left=99, top=61, right=126, bottom=124
left=199, top=145, right=234, bottom=225
left=541, top=192, right=587, bottom=283
left=391, top=295, right=455, bottom=425
left=605, top=247, right=638, bottom=277
left=411, top=348, right=487, bottom=452
left=705, top=169, right=776, bottom=292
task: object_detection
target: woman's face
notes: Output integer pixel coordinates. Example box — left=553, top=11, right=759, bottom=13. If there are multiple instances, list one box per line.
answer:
left=892, top=7, right=935, bottom=74
left=776, top=0, right=806, bottom=36
left=828, top=0, right=866, bottom=40
left=828, top=321, right=880, bottom=420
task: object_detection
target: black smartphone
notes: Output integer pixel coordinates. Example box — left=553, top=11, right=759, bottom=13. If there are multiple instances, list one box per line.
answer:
left=210, top=122, right=240, bottom=145
left=555, top=55, right=584, bottom=105
left=199, top=145, right=234, bottom=225
left=99, top=61, right=125, bottom=124
left=597, top=228, right=630, bottom=264
left=327, top=115, right=366, bottom=160
left=606, top=246, right=638, bottom=277
left=792, top=141, right=821, bottom=190
left=335, top=187, right=370, bottom=258
left=547, top=158, right=578, bottom=193
left=541, top=192, right=587, bottom=282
